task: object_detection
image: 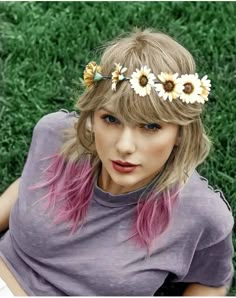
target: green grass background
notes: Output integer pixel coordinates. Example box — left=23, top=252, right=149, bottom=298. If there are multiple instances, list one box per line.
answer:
left=0, top=1, right=235, bottom=294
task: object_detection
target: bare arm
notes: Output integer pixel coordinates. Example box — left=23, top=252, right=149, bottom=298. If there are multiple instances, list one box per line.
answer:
left=183, top=283, right=227, bottom=296
left=0, top=178, right=21, bottom=232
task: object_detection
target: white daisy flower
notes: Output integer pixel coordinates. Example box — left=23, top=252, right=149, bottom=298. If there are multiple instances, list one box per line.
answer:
left=201, top=75, right=211, bottom=91
left=129, top=66, right=156, bottom=97
left=198, top=75, right=211, bottom=103
left=179, top=74, right=202, bottom=104
left=155, top=72, right=184, bottom=102
left=111, top=63, right=127, bottom=91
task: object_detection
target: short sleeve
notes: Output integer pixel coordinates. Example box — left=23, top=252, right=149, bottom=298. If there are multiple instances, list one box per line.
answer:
left=173, top=232, right=234, bottom=289
left=20, top=110, right=78, bottom=187
left=28, top=109, right=78, bottom=158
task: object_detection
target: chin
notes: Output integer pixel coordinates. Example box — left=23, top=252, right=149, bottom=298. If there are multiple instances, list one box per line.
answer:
left=111, top=175, right=143, bottom=188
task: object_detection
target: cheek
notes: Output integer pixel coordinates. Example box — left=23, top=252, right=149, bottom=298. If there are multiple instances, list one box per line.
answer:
left=94, top=129, right=112, bottom=152
left=145, top=136, right=176, bottom=161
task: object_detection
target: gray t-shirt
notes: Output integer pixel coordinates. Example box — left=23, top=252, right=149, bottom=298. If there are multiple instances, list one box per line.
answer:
left=0, top=110, right=234, bottom=296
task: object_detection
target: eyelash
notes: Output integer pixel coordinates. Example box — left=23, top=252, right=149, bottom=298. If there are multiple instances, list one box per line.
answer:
left=101, top=114, right=161, bottom=132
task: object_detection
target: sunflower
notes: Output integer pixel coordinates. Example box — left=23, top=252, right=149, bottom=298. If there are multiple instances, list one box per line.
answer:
left=83, top=61, right=102, bottom=88
left=179, top=74, right=202, bottom=104
left=155, top=72, right=183, bottom=102
left=129, top=66, right=156, bottom=97
left=111, top=63, right=127, bottom=91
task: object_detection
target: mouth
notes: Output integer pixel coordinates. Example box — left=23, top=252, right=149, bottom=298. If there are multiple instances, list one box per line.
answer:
left=112, top=160, right=138, bottom=167
left=111, top=161, right=138, bottom=173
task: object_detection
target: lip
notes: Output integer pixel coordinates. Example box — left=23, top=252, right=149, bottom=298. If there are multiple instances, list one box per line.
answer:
left=111, top=161, right=138, bottom=173
left=113, top=160, right=138, bottom=166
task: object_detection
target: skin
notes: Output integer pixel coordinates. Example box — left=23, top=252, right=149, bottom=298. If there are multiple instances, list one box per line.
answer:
left=0, top=178, right=21, bottom=232
left=92, top=104, right=179, bottom=195
left=183, top=283, right=227, bottom=296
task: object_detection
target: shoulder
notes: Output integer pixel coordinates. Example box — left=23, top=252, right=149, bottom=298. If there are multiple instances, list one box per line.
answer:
left=20, top=110, right=80, bottom=185
left=177, top=171, right=234, bottom=249
left=28, top=109, right=79, bottom=159
left=34, top=109, right=79, bottom=134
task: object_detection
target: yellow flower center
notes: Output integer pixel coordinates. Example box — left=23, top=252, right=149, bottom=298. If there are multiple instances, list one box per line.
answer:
left=139, top=75, right=148, bottom=87
left=163, top=80, right=175, bottom=92
left=184, top=82, right=194, bottom=94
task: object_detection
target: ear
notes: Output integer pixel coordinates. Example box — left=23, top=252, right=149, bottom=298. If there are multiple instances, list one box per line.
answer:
left=86, top=117, right=93, bottom=132
left=175, top=136, right=181, bottom=146
left=175, top=127, right=181, bottom=146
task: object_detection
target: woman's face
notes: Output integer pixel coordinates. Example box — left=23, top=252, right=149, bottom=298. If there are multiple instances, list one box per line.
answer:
left=92, top=104, right=179, bottom=195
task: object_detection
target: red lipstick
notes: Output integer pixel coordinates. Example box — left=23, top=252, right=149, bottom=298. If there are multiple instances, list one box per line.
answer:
left=111, top=160, right=138, bottom=173
left=113, top=160, right=137, bottom=166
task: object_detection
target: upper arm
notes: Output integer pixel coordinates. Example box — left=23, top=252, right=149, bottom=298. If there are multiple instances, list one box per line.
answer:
left=0, top=177, right=21, bottom=232
left=183, top=283, right=227, bottom=296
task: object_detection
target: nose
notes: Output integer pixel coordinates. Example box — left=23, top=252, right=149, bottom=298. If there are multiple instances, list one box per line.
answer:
left=115, top=127, right=136, bottom=155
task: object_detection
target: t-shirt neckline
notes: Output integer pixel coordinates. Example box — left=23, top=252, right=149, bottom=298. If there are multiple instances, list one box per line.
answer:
left=93, top=174, right=159, bottom=208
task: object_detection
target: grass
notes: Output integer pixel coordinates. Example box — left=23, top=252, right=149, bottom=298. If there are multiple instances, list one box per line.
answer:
left=0, top=1, right=235, bottom=294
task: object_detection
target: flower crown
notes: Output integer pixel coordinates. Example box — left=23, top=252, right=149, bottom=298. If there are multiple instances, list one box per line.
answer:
left=83, top=61, right=211, bottom=104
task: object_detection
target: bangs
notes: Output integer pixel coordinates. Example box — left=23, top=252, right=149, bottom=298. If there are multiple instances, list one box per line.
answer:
left=93, top=79, right=192, bottom=125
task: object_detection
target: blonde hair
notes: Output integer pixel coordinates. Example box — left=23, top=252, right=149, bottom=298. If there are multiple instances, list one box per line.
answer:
left=39, top=29, right=211, bottom=253
left=64, top=28, right=211, bottom=191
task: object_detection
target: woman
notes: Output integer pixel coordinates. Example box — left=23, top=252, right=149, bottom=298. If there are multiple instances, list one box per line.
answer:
left=0, top=29, right=234, bottom=296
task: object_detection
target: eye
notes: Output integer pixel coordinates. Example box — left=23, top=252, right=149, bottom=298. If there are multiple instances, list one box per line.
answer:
left=141, top=123, right=161, bottom=132
left=101, top=114, right=120, bottom=124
